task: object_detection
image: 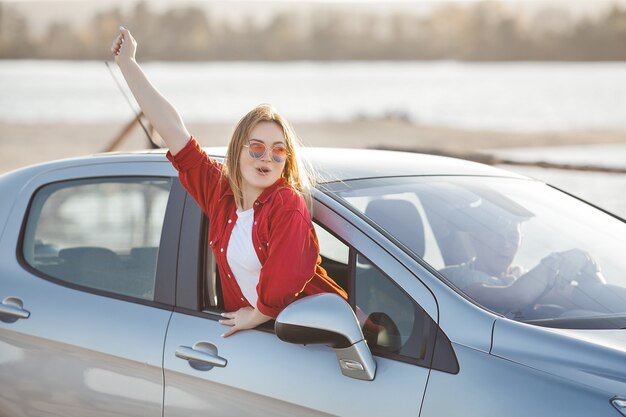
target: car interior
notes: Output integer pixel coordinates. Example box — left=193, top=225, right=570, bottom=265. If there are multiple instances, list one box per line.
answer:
left=27, top=243, right=158, bottom=300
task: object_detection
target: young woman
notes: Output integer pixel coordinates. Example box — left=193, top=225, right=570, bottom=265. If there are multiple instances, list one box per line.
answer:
left=111, top=27, right=346, bottom=337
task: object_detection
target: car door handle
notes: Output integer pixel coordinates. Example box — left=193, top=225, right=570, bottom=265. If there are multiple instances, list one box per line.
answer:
left=0, top=297, right=30, bottom=321
left=175, top=341, right=227, bottom=370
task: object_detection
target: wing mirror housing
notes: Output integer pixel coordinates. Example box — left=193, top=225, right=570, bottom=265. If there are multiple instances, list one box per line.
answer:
left=275, top=293, right=376, bottom=381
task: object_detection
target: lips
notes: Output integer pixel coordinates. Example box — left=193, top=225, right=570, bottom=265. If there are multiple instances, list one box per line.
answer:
left=256, top=166, right=271, bottom=176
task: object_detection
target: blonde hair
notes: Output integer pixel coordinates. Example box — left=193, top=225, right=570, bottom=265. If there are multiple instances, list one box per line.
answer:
left=224, top=103, right=314, bottom=209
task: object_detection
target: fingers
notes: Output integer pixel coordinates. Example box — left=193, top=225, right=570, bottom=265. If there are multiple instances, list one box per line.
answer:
left=218, top=308, right=255, bottom=337
left=110, top=34, right=123, bottom=55
left=119, top=26, right=136, bottom=46
left=222, top=326, right=238, bottom=338
left=219, top=311, right=236, bottom=326
left=111, top=26, right=134, bottom=57
left=220, top=312, right=237, bottom=337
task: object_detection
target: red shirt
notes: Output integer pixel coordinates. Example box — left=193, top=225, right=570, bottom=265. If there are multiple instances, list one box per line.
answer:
left=167, top=137, right=347, bottom=317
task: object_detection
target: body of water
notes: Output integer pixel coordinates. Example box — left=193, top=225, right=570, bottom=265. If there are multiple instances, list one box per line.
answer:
left=2, top=60, right=626, bottom=132
left=490, top=144, right=626, bottom=219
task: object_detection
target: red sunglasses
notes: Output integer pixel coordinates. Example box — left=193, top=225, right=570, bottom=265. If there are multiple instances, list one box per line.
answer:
left=244, top=141, right=289, bottom=163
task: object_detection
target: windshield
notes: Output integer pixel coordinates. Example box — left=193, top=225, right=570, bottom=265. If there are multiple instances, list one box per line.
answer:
left=328, top=176, right=626, bottom=329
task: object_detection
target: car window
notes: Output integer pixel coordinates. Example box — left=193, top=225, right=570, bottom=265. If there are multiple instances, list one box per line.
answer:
left=314, top=223, right=350, bottom=291
left=203, top=223, right=350, bottom=311
left=202, top=220, right=436, bottom=362
left=22, top=177, right=172, bottom=300
left=315, top=223, right=437, bottom=364
left=340, top=192, right=445, bottom=269
left=329, top=176, right=626, bottom=329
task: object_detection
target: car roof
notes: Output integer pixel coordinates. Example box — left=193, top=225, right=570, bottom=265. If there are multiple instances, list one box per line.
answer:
left=1, top=146, right=527, bottom=184
left=298, top=147, right=525, bottom=182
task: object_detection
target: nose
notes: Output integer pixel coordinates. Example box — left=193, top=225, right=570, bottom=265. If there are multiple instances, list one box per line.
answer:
left=259, top=149, right=272, bottom=162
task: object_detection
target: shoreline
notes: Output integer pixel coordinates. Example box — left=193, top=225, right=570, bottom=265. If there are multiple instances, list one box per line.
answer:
left=2, top=120, right=626, bottom=174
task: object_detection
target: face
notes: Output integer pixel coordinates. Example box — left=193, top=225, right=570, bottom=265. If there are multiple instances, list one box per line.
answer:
left=472, top=222, right=522, bottom=276
left=239, top=121, right=287, bottom=195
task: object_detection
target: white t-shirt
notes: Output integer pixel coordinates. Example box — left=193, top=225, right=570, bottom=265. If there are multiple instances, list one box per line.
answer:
left=226, top=208, right=262, bottom=306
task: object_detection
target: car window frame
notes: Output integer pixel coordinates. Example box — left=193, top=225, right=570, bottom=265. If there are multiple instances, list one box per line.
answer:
left=314, top=194, right=458, bottom=373
left=175, top=189, right=457, bottom=373
left=16, top=175, right=185, bottom=309
left=314, top=220, right=454, bottom=370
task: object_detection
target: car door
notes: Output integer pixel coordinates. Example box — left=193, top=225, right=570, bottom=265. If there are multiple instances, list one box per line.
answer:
left=162, top=194, right=453, bottom=417
left=0, top=161, right=183, bottom=417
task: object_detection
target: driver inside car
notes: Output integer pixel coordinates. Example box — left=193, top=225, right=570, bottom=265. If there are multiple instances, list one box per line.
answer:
left=440, top=202, right=606, bottom=318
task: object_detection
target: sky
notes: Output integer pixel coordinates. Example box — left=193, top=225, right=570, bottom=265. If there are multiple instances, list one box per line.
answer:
left=6, top=0, right=623, bottom=19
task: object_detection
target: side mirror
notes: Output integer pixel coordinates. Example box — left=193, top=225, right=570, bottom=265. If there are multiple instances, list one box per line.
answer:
left=275, top=293, right=376, bottom=381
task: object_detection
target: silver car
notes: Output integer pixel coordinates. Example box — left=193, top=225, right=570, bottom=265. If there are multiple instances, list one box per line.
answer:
left=1, top=147, right=626, bottom=417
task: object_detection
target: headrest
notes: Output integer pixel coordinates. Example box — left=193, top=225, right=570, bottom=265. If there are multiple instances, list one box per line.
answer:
left=365, top=199, right=425, bottom=257
left=59, top=247, right=120, bottom=268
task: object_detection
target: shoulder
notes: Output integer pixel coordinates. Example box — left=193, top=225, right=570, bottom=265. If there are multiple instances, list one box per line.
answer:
left=265, top=185, right=310, bottom=224
left=273, top=185, right=307, bottom=210
left=167, top=136, right=225, bottom=172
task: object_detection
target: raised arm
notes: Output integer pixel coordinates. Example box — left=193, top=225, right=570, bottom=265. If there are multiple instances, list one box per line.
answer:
left=110, top=26, right=190, bottom=155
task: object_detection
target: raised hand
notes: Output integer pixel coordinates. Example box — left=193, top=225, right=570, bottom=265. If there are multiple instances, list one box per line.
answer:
left=110, top=26, right=137, bottom=62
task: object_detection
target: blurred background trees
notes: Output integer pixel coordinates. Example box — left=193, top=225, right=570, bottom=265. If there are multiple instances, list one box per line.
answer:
left=1, top=1, right=626, bottom=61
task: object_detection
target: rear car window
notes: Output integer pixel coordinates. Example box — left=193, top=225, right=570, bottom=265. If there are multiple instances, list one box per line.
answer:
left=22, top=177, right=172, bottom=300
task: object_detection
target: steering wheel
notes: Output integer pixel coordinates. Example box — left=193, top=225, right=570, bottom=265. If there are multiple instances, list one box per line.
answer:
left=509, top=249, right=604, bottom=319
left=554, top=249, right=605, bottom=286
